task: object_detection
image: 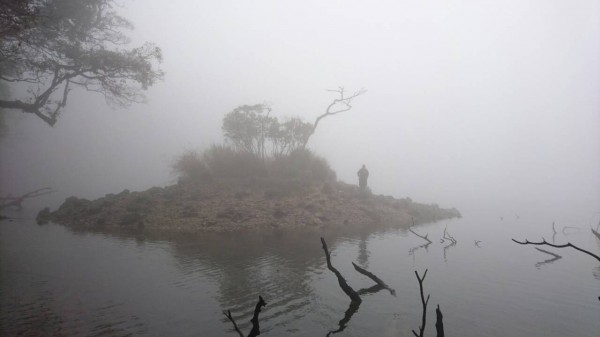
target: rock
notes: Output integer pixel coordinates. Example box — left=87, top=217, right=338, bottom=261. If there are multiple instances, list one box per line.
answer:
left=36, top=207, right=51, bottom=225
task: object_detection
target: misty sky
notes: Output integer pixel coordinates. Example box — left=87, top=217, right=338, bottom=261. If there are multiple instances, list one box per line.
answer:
left=1, top=0, right=599, bottom=218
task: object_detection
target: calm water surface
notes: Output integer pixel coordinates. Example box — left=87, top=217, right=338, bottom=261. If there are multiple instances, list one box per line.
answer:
left=1, top=209, right=599, bottom=336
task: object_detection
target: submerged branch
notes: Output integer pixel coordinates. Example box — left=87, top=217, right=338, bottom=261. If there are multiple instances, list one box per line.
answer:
left=321, top=237, right=362, bottom=304
left=412, top=269, right=430, bottom=337
left=248, top=296, right=267, bottom=337
left=223, top=296, right=267, bottom=337
left=512, top=238, right=600, bottom=262
left=223, top=310, right=244, bottom=337
left=409, top=228, right=432, bottom=244
left=435, top=304, right=444, bottom=337
left=352, top=262, right=396, bottom=296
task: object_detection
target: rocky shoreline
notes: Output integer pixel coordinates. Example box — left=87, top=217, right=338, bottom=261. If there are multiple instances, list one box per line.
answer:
left=37, top=179, right=461, bottom=234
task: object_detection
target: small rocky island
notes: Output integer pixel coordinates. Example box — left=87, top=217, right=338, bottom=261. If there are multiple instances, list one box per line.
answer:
left=37, top=147, right=460, bottom=233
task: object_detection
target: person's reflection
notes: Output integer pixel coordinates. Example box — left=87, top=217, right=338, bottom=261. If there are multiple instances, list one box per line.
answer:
left=357, top=233, right=369, bottom=267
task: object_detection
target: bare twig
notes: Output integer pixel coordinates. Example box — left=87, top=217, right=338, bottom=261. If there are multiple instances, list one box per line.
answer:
left=321, top=237, right=362, bottom=304
left=302, top=87, right=366, bottom=147
left=223, top=296, right=267, bottom=337
left=409, top=228, right=432, bottom=244
left=352, top=262, right=396, bottom=296
left=443, top=227, right=457, bottom=244
left=222, top=310, right=244, bottom=337
left=412, top=269, right=430, bottom=337
left=512, top=238, right=600, bottom=262
left=474, top=240, right=482, bottom=248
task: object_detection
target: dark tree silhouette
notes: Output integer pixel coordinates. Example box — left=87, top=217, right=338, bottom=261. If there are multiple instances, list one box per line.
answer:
left=0, top=0, right=163, bottom=126
left=302, top=87, right=366, bottom=148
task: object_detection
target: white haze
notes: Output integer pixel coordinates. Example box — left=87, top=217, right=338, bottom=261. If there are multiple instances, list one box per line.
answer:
left=1, top=0, right=599, bottom=220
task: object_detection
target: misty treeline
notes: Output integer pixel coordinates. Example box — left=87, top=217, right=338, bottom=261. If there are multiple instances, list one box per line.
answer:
left=0, top=0, right=163, bottom=126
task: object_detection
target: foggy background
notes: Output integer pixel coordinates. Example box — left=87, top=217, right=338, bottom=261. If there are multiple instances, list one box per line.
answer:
left=1, top=0, right=599, bottom=219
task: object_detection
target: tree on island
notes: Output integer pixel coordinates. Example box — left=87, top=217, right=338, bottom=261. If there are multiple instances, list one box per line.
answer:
left=222, top=103, right=313, bottom=159
left=222, top=87, right=365, bottom=158
left=0, top=0, right=163, bottom=126
left=302, top=86, right=366, bottom=148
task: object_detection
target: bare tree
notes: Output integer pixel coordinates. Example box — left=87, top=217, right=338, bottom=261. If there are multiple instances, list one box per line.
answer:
left=302, top=87, right=366, bottom=148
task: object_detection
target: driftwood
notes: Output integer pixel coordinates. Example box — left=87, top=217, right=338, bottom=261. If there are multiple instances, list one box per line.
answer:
left=223, top=296, right=267, bottom=337
left=534, top=247, right=562, bottom=268
left=0, top=187, right=55, bottom=210
left=512, top=238, right=600, bottom=262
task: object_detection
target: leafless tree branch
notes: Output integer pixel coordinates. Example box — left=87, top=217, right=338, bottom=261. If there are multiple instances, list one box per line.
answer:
left=301, top=87, right=366, bottom=148
left=351, top=262, right=396, bottom=296
left=321, top=237, right=362, bottom=304
left=222, top=310, right=244, bottom=337
left=412, top=269, right=430, bottom=337
left=512, top=238, right=600, bottom=262
left=222, top=296, right=267, bottom=337
left=409, top=228, right=432, bottom=244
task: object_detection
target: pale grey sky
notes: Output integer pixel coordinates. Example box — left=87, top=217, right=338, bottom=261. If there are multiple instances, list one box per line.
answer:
left=1, top=0, right=599, bottom=218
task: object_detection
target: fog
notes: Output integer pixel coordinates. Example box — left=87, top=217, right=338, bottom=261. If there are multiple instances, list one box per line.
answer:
left=1, top=0, right=599, bottom=219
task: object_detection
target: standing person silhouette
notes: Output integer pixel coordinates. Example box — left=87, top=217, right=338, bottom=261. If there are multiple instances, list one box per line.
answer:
left=357, top=164, right=369, bottom=191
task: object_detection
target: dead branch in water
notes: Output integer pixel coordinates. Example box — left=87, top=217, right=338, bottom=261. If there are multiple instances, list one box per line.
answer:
left=248, top=296, right=267, bottom=337
left=512, top=238, right=600, bottom=262
left=409, top=228, right=432, bottom=244
left=435, top=304, right=444, bottom=337
left=223, top=296, right=267, bottom=337
left=352, top=262, right=396, bottom=296
left=443, top=227, right=457, bottom=244
left=320, top=237, right=362, bottom=304
left=223, top=310, right=244, bottom=337
left=412, top=269, right=430, bottom=337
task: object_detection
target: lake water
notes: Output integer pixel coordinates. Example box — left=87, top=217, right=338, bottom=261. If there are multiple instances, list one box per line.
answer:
left=1, top=208, right=599, bottom=336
